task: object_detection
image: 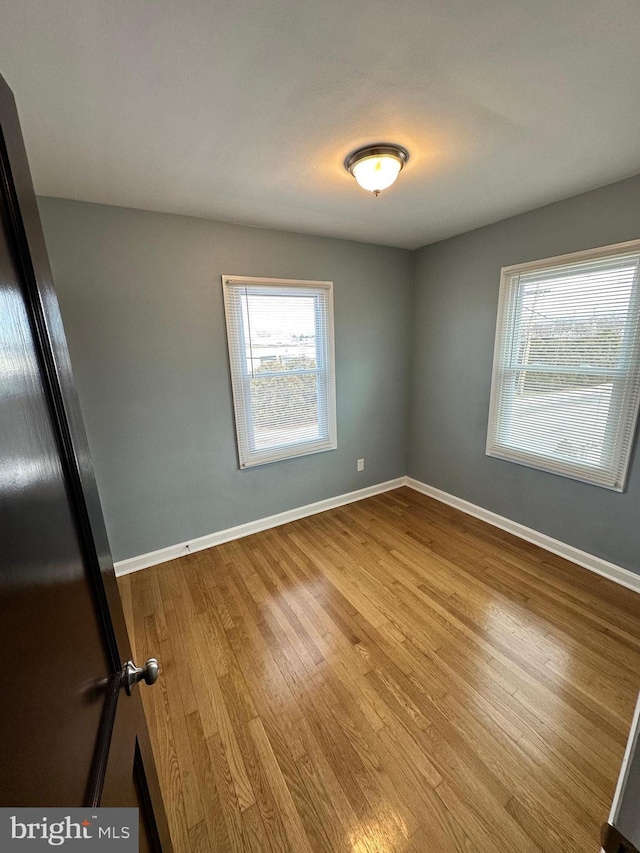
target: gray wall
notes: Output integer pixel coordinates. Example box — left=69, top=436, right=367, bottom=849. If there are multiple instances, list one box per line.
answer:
left=38, top=198, right=413, bottom=562
left=38, top=174, right=640, bottom=575
left=409, top=173, right=640, bottom=575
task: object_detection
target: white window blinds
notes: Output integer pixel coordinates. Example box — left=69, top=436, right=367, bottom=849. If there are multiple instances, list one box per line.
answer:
left=222, top=276, right=337, bottom=468
left=486, top=241, right=640, bottom=491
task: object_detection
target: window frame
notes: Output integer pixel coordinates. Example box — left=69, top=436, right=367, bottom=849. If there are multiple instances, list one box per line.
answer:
left=222, top=275, right=337, bottom=469
left=486, top=239, right=640, bottom=491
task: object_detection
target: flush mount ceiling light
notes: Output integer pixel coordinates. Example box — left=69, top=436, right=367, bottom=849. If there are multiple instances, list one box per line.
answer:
left=344, top=144, right=409, bottom=196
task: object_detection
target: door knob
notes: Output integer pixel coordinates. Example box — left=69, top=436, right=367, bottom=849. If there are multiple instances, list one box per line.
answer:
left=124, top=658, right=159, bottom=695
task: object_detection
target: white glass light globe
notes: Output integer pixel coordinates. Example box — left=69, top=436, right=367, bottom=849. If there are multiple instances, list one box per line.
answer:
left=352, top=154, right=402, bottom=194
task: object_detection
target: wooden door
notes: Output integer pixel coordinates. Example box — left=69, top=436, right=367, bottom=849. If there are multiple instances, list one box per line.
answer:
left=0, top=71, right=172, bottom=851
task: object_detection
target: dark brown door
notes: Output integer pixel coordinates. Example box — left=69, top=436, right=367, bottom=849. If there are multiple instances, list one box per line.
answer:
left=0, top=72, right=172, bottom=851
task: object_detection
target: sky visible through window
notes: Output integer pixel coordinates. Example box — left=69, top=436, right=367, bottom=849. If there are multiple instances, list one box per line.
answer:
left=242, top=293, right=316, bottom=373
left=519, top=266, right=635, bottom=323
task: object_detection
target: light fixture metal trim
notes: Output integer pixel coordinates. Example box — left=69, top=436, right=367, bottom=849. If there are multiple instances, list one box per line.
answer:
left=344, top=143, right=410, bottom=195
left=344, top=144, right=409, bottom=174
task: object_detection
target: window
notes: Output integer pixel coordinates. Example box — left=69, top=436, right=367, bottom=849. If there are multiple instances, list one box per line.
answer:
left=222, top=276, right=337, bottom=468
left=486, top=241, right=640, bottom=491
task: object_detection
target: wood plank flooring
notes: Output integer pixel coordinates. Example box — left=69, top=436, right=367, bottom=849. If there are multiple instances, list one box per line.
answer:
left=118, top=487, right=640, bottom=853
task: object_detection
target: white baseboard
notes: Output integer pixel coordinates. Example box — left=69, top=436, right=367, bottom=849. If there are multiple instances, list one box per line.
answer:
left=114, top=477, right=405, bottom=577
left=114, top=474, right=640, bottom=595
left=405, top=477, right=640, bottom=595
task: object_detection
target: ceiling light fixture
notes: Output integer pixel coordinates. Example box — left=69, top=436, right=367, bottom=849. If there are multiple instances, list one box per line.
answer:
left=344, top=144, right=409, bottom=196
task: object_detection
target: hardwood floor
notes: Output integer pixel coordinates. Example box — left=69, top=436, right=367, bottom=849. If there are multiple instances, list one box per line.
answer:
left=118, top=487, right=640, bottom=853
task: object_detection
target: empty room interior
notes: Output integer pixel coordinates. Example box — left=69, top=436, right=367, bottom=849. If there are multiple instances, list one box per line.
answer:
left=2, top=2, right=640, bottom=852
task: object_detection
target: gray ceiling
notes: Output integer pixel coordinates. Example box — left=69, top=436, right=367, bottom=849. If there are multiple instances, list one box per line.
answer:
left=1, top=0, right=640, bottom=249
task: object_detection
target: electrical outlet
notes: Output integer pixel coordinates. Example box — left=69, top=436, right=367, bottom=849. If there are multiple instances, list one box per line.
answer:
left=357, top=458, right=365, bottom=472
